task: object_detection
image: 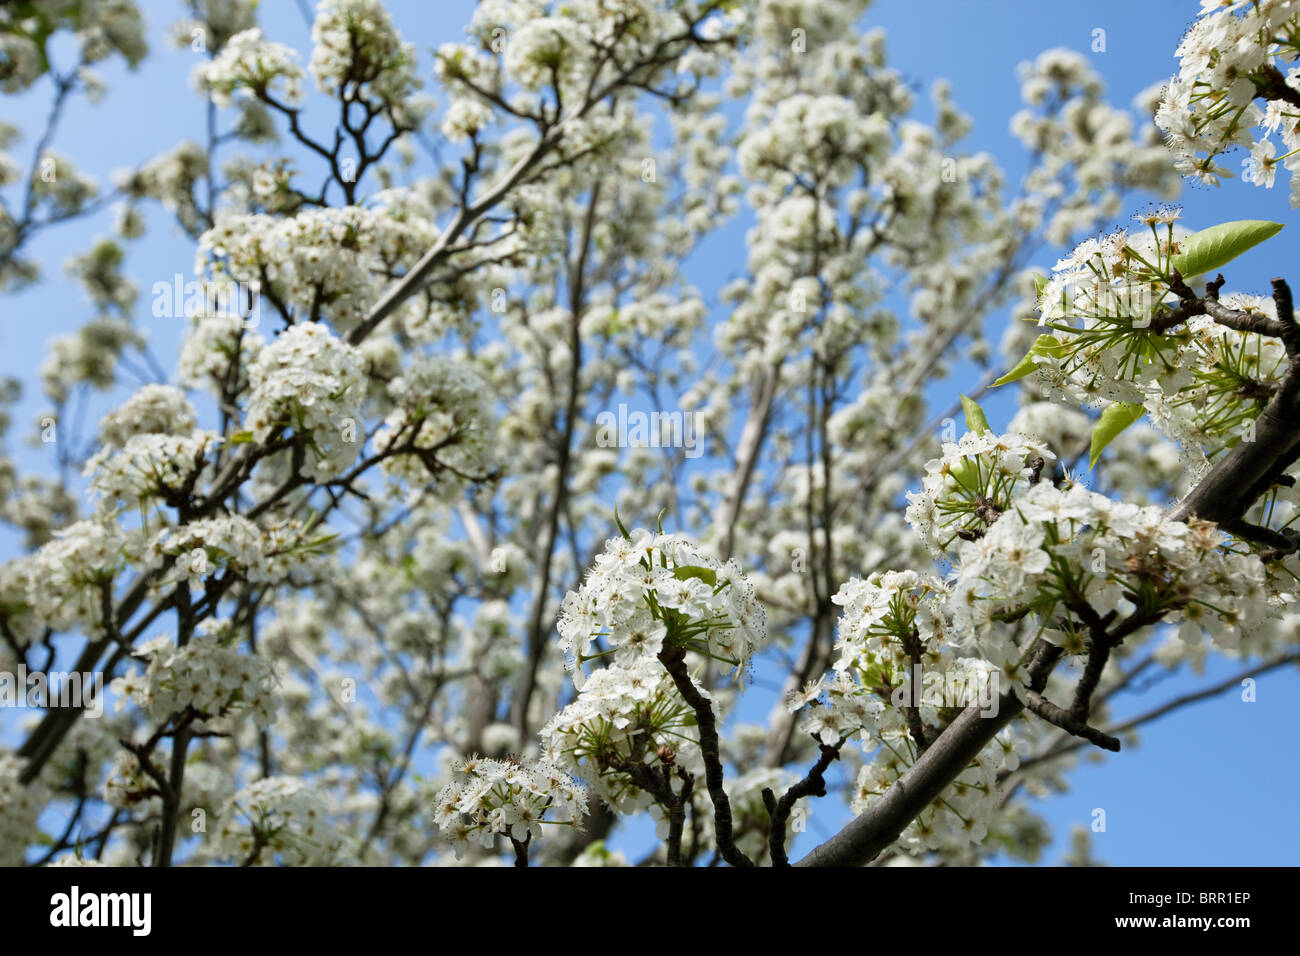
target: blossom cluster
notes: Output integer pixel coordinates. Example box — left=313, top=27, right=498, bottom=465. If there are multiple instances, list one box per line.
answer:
left=113, top=140, right=210, bottom=235
left=1156, top=0, right=1300, bottom=201
left=86, top=430, right=223, bottom=513
left=432, top=755, right=586, bottom=857
left=1027, top=217, right=1291, bottom=454
left=437, top=0, right=739, bottom=143
left=905, top=430, right=1056, bottom=557
left=738, top=93, right=891, bottom=186
left=503, top=17, right=594, bottom=91
left=309, top=0, right=419, bottom=109
left=1037, top=217, right=1183, bottom=327
left=539, top=656, right=697, bottom=808
left=65, top=238, right=137, bottom=315
left=102, top=750, right=155, bottom=809
left=0, top=754, right=42, bottom=866
left=828, top=570, right=965, bottom=697
left=144, top=514, right=326, bottom=591
left=29, top=150, right=99, bottom=219
left=200, top=28, right=305, bottom=108
left=4, top=519, right=123, bottom=639
left=245, top=322, right=366, bottom=481
left=71, top=0, right=148, bottom=68
left=905, top=426, right=1269, bottom=660
left=110, top=626, right=276, bottom=726
left=374, top=355, right=494, bottom=497
left=214, top=777, right=345, bottom=865
left=786, top=571, right=1021, bottom=854
left=950, top=477, right=1267, bottom=658
left=38, top=318, right=141, bottom=404
left=777, top=402, right=1287, bottom=855
left=197, top=204, right=437, bottom=333
left=0, top=34, right=41, bottom=94
left=0, top=0, right=145, bottom=95
left=96, top=384, right=198, bottom=449
left=1011, top=49, right=1181, bottom=244
left=178, top=314, right=266, bottom=391
left=166, top=0, right=257, bottom=52
left=556, top=528, right=766, bottom=686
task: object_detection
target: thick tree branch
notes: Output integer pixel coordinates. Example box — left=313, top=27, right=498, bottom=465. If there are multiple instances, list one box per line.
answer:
left=657, top=644, right=754, bottom=867
left=1166, top=276, right=1300, bottom=525
left=1022, top=689, right=1121, bottom=752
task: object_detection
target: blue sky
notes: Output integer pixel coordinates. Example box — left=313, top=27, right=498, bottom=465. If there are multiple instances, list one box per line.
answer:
left=2, top=0, right=1297, bottom=865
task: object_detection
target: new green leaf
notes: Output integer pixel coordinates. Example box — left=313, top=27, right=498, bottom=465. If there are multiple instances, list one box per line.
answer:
left=960, top=394, right=991, bottom=435
left=673, top=565, right=717, bottom=587
left=613, top=505, right=631, bottom=540
left=993, top=334, right=1064, bottom=387
left=1089, top=402, right=1145, bottom=469
left=1170, top=220, right=1284, bottom=280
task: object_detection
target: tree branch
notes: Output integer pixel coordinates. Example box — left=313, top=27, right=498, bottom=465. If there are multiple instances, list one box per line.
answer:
left=657, top=644, right=754, bottom=867
left=763, top=736, right=843, bottom=867
left=795, top=641, right=1061, bottom=866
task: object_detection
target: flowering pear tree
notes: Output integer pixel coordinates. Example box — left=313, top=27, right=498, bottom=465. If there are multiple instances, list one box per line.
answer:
left=0, top=0, right=1297, bottom=868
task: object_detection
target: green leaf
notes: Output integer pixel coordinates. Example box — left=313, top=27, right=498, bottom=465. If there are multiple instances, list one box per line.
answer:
left=673, top=565, right=717, bottom=587
left=613, top=505, right=631, bottom=540
left=1171, top=220, right=1284, bottom=280
left=993, top=334, right=1064, bottom=387
left=229, top=430, right=255, bottom=444
left=1089, top=402, right=1145, bottom=469
left=960, top=394, right=991, bottom=435
left=949, top=458, right=980, bottom=492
